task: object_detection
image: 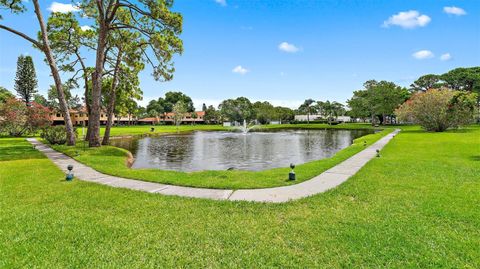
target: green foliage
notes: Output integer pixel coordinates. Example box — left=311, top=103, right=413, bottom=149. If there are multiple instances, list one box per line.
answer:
left=14, top=55, right=38, bottom=104
left=396, top=89, right=477, bottom=132
left=0, top=98, right=51, bottom=136
left=410, top=74, right=441, bottom=91
left=347, top=80, right=409, bottom=124
left=172, top=101, right=188, bottom=129
left=0, top=86, right=14, bottom=103
left=441, top=67, right=480, bottom=94
left=41, top=125, right=68, bottom=145
left=204, top=105, right=219, bottom=123
left=165, top=91, right=194, bottom=112
left=219, top=97, right=255, bottom=123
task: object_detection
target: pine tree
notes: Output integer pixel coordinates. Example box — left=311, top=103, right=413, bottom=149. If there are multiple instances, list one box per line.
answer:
left=14, top=55, right=38, bottom=104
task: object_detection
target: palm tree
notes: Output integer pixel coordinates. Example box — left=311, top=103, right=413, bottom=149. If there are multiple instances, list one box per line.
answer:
left=302, top=99, right=316, bottom=124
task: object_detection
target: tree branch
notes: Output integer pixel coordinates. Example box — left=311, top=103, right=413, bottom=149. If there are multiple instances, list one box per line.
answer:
left=0, top=24, right=44, bottom=50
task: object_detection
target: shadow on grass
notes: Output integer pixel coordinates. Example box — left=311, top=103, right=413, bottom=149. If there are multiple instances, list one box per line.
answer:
left=0, top=145, right=46, bottom=161
left=469, top=156, right=480, bottom=161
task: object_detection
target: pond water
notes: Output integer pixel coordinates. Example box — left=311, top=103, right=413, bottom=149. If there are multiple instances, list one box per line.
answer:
left=110, top=129, right=373, bottom=172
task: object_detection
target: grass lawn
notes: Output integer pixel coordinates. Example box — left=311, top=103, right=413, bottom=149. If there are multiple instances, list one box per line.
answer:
left=52, top=124, right=390, bottom=189
left=99, top=124, right=227, bottom=137
left=96, top=122, right=377, bottom=137
left=1, top=126, right=479, bottom=267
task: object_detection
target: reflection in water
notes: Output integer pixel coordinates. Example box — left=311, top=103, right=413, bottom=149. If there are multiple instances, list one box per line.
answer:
left=110, top=129, right=372, bottom=172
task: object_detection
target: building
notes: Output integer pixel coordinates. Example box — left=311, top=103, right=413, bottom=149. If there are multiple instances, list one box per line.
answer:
left=138, top=111, right=205, bottom=125
left=50, top=107, right=136, bottom=126
left=294, top=114, right=352, bottom=123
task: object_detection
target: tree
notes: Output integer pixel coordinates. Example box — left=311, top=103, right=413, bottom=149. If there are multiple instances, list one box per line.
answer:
left=14, top=55, right=38, bottom=104
left=101, top=29, right=144, bottom=145
left=319, top=101, right=345, bottom=123
left=202, top=103, right=207, bottom=112
left=410, top=74, right=441, bottom=92
left=204, top=105, right=218, bottom=124
left=347, top=90, right=370, bottom=122
left=191, top=111, right=198, bottom=125
left=219, top=97, right=254, bottom=123
left=253, top=101, right=274, bottom=124
left=45, top=11, right=96, bottom=139
left=0, top=86, right=14, bottom=103
left=164, top=91, right=194, bottom=112
left=172, top=101, right=187, bottom=131
left=441, top=67, right=480, bottom=93
left=33, top=94, right=48, bottom=107
left=146, top=99, right=165, bottom=118
left=273, top=106, right=294, bottom=123
left=297, top=99, right=316, bottom=124
left=396, top=89, right=477, bottom=132
left=0, top=0, right=76, bottom=145
left=0, top=97, right=51, bottom=136
left=78, top=0, right=183, bottom=147
left=347, top=80, right=409, bottom=125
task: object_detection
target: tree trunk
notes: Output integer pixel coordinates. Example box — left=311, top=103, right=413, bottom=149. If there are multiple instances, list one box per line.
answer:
left=89, top=24, right=108, bottom=147
left=101, top=50, right=123, bottom=146
left=33, top=0, right=75, bottom=145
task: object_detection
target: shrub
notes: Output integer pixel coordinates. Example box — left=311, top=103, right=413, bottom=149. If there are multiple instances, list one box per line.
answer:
left=0, top=98, right=52, bottom=136
left=41, top=125, right=68, bottom=144
left=396, top=89, right=477, bottom=132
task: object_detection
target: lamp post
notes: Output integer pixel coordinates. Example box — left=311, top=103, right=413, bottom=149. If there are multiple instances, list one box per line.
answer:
left=66, top=165, right=74, bottom=181
left=289, top=163, right=296, bottom=180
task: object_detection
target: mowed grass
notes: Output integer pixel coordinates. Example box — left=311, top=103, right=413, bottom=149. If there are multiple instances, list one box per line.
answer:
left=1, top=126, right=479, bottom=267
left=99, top=122, right=377, bottom=136
left=52, top=126, right=390, bottom=189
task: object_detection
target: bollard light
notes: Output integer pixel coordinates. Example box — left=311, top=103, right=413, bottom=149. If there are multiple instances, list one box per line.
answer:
left=151, top=127, right=155, bottom=132
left=66, top=165, right=74, bottom=181
left=363, top=140, right=367, bottom=147
left=289, top=163, right=296, bottom=180
left=376, top=149, right=380, bottom=157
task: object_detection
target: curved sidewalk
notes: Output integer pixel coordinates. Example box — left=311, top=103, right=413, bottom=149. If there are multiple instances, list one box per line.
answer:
left=27, top=129, right=399, bottom=203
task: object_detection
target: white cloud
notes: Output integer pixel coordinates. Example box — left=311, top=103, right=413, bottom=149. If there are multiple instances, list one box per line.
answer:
left=412, top=50, right=434, bottom=59
left=278, top=42, right=299, bottom=53
left=443, top=6, right=466, bottom=16
left=214, top=0, right=226, bottom=6
left=232, top=65, right=249, bottom=75
left=48, top=2, right=79, bottom=13
left=80, top=25, right=92, bottom=31
left=440, top=53, right=452, bottom=61
left=383, top=10, right=431, bottom=29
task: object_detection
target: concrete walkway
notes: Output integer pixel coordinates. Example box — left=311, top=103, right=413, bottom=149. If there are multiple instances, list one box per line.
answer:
left=27, top=129, right=399, bottom=203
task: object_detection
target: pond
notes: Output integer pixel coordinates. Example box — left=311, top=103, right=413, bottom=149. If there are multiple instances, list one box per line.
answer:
left=110, top=129, right=373, bottom=172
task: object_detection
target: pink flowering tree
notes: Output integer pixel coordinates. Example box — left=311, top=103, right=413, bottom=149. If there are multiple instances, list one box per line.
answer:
left=0, top=98, right=52, bottom=136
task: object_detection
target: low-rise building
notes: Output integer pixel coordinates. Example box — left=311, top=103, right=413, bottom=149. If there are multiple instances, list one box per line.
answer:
left=50, top=107, right=136, bottom=126
left=138, top=111, right=205, bottom=125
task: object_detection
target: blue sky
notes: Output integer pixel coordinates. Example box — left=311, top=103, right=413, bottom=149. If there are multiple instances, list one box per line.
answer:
left=0, top=0, right=479, bottom=109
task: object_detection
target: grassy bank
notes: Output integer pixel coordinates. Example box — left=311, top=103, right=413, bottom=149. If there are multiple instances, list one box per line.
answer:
left=52, top=126, right=391, bottom=189
left=1, top=126, right=479, bottom=267
left=97, top=122, right=376, bottom=137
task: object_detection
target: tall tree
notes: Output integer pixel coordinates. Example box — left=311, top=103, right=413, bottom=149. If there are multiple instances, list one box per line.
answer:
left=219, top=97, right=254, bottom=123
left=78, top=0, right=183, bottom=147
left=172, top=101, right=187, bottom=131
left=410, top=74, right=441, bottom=92
left=164, top=91, right=194, bottom=112
left=14, top=55, right=38, bottom=104
left=298, top=99, right=316, bottom=124
left=202, top=103, right=207, bottom=112
left=0, top=0, right=76, bottom=145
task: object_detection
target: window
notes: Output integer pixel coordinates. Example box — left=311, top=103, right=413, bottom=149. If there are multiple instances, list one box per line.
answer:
left=56, top=113, right=61, bottom=117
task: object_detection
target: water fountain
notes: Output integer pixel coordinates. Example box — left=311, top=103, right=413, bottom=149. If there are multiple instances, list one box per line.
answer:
left=238, top=119, right=256, bottom=134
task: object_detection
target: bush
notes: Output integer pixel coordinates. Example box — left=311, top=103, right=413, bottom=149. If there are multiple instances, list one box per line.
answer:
left=41, top=125, right=68, bottom=144
left=396, top=89, right=477, bottom=132
left=0, top=98, right=51, bottom=136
